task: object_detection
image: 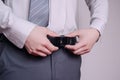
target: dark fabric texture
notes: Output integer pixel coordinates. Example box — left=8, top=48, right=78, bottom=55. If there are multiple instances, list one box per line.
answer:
left=0, top=36, right=81, bottom=80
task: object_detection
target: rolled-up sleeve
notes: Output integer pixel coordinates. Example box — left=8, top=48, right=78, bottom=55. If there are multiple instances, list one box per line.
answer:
left=85, top=0, right=108, bottom=34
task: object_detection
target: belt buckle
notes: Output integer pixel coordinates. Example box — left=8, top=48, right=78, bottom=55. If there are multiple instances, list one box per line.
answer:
left=57, top=35, right=66, bottom=48
left=47, top=35, right=78, bottom=48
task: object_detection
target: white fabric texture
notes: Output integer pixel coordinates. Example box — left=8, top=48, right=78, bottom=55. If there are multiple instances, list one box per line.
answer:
left=0, top=0, right=108, bottom=48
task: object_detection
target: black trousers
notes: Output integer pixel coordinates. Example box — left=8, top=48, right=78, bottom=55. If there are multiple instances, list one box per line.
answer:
left=0, top=35, right=81, bottom=80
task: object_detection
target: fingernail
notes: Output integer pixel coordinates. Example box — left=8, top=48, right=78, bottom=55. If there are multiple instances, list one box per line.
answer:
left=53, top=47, right=58, bottom=51
left=55, top=47, right=59, bottom=49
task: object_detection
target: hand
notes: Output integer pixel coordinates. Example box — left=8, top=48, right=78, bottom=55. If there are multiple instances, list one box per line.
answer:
left=25, top=26, right=59, bottom=57
left=65, top=28, right=100, bottom=55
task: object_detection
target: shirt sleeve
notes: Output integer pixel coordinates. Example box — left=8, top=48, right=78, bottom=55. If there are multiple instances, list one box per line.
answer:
left=0, top=1, right=36, bottom=48
left=85, top=0, right=108, bottom=34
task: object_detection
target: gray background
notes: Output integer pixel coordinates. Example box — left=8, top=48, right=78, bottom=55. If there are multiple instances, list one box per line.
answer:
left=78, top=0, right=120, bottom=80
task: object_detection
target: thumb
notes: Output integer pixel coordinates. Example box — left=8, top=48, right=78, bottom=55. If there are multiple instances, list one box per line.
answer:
left=66, top=31, right=79, bottom=37
left=48, top=30, right=59, bottom=37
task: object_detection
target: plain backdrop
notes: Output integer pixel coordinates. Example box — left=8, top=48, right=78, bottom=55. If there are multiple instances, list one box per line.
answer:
left=78, top=0, right=120, bottom=80
left=1, top=0, right=119, bottom=80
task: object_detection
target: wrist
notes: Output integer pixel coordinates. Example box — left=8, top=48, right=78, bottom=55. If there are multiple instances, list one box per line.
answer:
left=89, top=27, right=101, bottom=42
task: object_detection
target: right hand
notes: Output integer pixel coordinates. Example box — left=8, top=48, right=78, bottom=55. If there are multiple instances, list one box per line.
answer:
left=25, top=26, right=59, bottom=57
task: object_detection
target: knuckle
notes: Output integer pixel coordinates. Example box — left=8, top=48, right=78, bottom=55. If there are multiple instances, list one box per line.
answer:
left=29, top=51, right=32, bottom=54
left=32, top=49, right=36, bottom=53
left=51, top=47, right=55, bottom=51
left=28, top=49, right=33, bottom=54
left=86, top=49, right=90, bottom=53
left=87, top=47, right=91, bottom=51
left=41, top=41, right=48, bottom=46
left=41, top=42, right=46, bottom=46
left=85, top=45, right=90, bottom=50
left=73, top=51, right=79, bottom=55
left=73, top=51, right=76, bottom=54
left=76, top=52, right=80, bottom=55
left=47, top=45, right=55, bottom=51
left=36, top=45, right=41, bottom=50
left=51, top=47, right=58, bottom=51
left=86, top=48, right=90, bottom=51
left=85, top=47, right=91, bottom=53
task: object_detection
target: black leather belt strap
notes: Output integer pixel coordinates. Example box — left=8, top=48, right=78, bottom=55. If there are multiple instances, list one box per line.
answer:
left=47, top=35, right=77, bottom=48
left=0, top=34, right=78, bottom=48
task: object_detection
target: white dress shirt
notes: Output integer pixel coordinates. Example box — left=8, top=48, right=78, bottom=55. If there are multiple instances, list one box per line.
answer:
left=0, top=0, right=108, bottom=48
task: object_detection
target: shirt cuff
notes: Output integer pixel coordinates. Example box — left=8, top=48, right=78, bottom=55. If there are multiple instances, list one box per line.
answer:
left=3, top=14, right=36, bottom=48
left=90, top=19, right=106, bottom=35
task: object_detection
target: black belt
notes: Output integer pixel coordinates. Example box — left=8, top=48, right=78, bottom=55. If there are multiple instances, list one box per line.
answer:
left=0, top=34, right=78, bottom=48
left=47, top=35, right=78, bottom=48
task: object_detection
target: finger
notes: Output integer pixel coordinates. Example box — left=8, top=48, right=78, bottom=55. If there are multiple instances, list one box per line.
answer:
left=73, top=46, right=89, bottom=54
left=30, top=53, right=40, bottom=56
left=44, top=40, right=59, bottom=52
left=65, top=41, right=86, bottom=51
left=36, top=46, right=52, bottom=55
left=32, top=50, right=47, bottom=57
left=65, top=31, right=79, bottom=37
left=65, top=45, right=77, bottom=51
left=47, top=30, right=59, bottom=37
left=25, top=46, right=35, bottom=55
left=78, top=50, right=90, bottom=55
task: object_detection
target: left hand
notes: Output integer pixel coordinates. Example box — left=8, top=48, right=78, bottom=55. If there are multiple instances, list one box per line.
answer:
left=65, top=28, right=100, bottom=55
